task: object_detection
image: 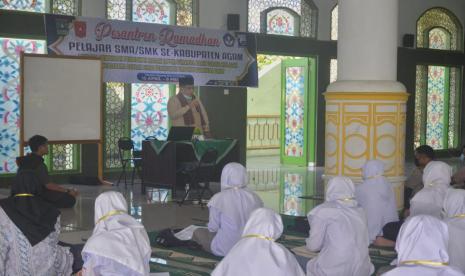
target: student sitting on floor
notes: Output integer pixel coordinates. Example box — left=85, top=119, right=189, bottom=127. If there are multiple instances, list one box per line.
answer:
left=451, top=146, right=465, bottom=187
left=374, top=160, right=453, bottom=247
left=79, top=191, right=151, bottom=276
left=0, top=170, right=73, bottom=275
left=356, top=159, right=399, bottom=243
left=192, top=162, right=263, bottom=256
left=16, top=135, right=78, bottom=208
left=410, top=160, right=452, bottom=218
left=381, top=215, right=464, bottom=276
left=443, top=189, right=465, bottom=273
left=211, top=208, right=305, bottom=276
left=306, top=176, right=374, bottom=276
left=404, top=163, right=424, bottom=208
left=404, top=145, right=434, bottom=206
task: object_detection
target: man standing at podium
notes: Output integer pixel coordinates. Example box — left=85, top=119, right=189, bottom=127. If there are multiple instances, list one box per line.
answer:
left=168, top=76, right=211, bottom=137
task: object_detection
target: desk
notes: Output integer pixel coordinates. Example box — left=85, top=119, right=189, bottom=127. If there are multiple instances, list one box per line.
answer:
left=141, top=139, right=239, bottom=195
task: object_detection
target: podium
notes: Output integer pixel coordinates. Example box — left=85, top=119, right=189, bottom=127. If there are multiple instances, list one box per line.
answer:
left=141, top=139, right=239, bottom=195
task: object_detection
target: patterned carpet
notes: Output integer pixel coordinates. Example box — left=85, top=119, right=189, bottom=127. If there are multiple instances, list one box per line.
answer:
left=148, top=230, right=397, bottom=276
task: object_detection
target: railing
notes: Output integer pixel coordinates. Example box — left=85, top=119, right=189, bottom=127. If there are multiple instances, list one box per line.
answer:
left=247, top=115, right=280, bottom=150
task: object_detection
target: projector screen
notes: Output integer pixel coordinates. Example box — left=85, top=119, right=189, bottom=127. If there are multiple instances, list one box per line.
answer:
left=21, top=54, right=102, bottom=143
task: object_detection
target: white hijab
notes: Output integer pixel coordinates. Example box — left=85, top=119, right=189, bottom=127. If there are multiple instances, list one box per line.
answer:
left=444, top=189, right=465, bottom=273
left=383, top=215, right=464, bottom=276
left=82, top=191, right=151, bottom=276
left=306, top=177, right=374, bottom=276
left=444, top=189, right=465, bottom=218
left=208, top=163, right=263, bottom=227
left=410, top=161, right=452, bottom=218
left=356, top=160, right=399, bottom=242
left=324, top=176, right=358, bottom=207
left=211, top=208, right=305, bottom=276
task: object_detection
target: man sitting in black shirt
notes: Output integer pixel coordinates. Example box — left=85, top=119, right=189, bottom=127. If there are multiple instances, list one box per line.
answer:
left=16, top=135, right=78, bottom=208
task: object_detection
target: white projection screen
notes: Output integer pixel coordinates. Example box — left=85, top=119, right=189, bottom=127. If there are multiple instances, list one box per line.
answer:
left=21, top=54, right=102, bottom=144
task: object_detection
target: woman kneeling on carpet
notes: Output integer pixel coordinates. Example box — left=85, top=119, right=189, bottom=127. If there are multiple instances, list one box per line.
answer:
left=355, top=159, right=399, bottom=244
left=79, top=191, right=151, bottom=276
left=443, top=189, right=465, bottom=273
left=211, top=208, right=305, bottom=276
left=191, top=162, right=263, bottom=256
left=306, top=176, right=374, bottom=276
left=381, top=215, right=464, bottom=276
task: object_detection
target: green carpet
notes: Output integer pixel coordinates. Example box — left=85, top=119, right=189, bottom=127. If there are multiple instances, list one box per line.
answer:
left=148, top=230, right=397, bottom=275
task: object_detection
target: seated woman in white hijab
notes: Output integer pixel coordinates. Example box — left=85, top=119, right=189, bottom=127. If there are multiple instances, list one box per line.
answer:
left=306, top=176, right=374, bottom=276
left=381, top=215, right=464, bottom=276
left=192, top=162, right=263, bottom=256
left=410, top=161, right=452, bottom=218
left=211, top=208, right=305, bottom=276
left=356, top=159, right=399, bottom=243
left=79, top=191, right=151, bottom=276
left=443, top=189, right=465, bottom=273
left=374, top=161, right=453, bottom=247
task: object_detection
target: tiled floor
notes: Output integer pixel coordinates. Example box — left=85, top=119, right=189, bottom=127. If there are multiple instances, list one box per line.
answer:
left=1, top=155, right=463, bottom=244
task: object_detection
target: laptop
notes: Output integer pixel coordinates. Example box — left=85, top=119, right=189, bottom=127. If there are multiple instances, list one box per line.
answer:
left=167, top=126, right=195, bottom=141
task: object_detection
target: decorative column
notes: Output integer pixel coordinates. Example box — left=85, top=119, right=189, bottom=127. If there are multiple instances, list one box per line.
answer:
left=324, top=0, right=408, bottom=208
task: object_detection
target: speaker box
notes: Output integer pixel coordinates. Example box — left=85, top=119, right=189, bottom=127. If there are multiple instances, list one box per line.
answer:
left=227, top=14, right=240, bottom=31
left=403, top=34, right=415, bottom=48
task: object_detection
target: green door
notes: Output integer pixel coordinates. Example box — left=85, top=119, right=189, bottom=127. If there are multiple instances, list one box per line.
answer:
left=280, top=58, right=316, bottom=166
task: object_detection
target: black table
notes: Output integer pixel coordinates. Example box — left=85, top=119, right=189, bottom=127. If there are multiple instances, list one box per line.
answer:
left=141, top=139, right=239, bottom=195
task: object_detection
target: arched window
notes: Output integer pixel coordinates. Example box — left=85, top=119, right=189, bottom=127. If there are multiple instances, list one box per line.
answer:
left=416, top=7, right=463, bottom=51
left=132, top=0, right=176, bottom=24
left=0, top=38, right=45, bottom=173
left=105, top=0, right=197, bottom=158
left=0, top=1, right=81, bottom=174
left=262, top=7, right=300, bottom=36
left=330, top=4, right=338, bottom=41
left=51, top=0, right=79, bottom=15
left=0, top=0, right=46, bottom=12
left=428, top=27, right=451, bottom=50
left=107, top=0, right=128, bottom=20
left=1, top=0, right=80, bottom=15
left=413, top=8, right=462, bottom=150
left=248, top=0, right=318, bottom=38
left=106, top=0, right=196, bottom=26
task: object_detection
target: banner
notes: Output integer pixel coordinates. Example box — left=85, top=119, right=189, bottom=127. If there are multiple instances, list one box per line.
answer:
left=45, top=15, right=258, bottom=87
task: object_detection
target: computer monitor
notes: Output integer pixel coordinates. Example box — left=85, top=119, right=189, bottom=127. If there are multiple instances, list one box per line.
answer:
left=167, top=126, right=195, bottom=141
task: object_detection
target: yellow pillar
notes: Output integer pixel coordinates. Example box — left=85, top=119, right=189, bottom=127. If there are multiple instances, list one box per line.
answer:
left=326, top=0, right=408, bottom=208
left=324, top=90, right=408, bottom=208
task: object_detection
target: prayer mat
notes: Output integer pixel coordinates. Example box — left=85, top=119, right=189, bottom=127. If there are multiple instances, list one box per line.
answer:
left=148, top=229, right=396, bottom=275
left=279, top=232, right=397, bottom=275
left=149, top=231, right=221, bottom=271
left=150, top=262, right=210, bottom=276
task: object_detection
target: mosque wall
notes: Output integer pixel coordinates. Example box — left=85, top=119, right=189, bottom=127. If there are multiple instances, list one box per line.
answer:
left=313, top=0, right=338, bottom=41
left=198, top=0, right=247, bottom=31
